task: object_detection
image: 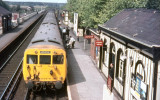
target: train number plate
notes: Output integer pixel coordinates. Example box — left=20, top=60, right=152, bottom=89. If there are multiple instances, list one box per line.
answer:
left=40, top=51, right=50, bottom=54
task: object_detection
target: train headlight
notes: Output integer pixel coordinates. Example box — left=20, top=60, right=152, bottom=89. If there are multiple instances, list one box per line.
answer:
left=50, top=70, right=53, bottom=75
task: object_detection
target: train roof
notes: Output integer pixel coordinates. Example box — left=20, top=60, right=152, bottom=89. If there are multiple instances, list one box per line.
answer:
left=28, top=12, right=64, bottom=49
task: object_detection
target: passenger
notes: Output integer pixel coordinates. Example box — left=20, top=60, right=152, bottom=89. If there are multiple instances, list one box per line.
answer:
left=66, top=27, right=70, bottom=36
left=67, top=36, right=75, bottom=48
left=109, top=63, right=114, bottom=79
left=77, top=31, right=79, bottom=41
left=62, top=27, right=66, bottom=40
left=65, top=35, right=70, bottom=43
left=58, top=20, right=61, bottom=25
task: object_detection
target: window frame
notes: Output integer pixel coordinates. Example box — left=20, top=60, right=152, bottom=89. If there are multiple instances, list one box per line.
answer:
left=118, top=52, right=124, bottom=81
left=39, top=55, right=51, bottom=64
left=27, top=54, right=38, bottom=64
left=53, top=55, right=64, bottom=64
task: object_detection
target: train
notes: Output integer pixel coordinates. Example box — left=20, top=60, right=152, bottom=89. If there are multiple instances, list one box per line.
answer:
left=12, top=10, right=45, bottom=28
left=22, top=11, right=67, bottom=90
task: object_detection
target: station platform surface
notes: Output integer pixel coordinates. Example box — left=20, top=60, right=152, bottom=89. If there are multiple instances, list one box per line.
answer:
left=0, top=13, right=42, bottom=52
left=65, top=28, right=106, bottom=100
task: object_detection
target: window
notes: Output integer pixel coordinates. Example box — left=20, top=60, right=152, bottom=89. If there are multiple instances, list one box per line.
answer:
left=53, top=55, right=64, bottom=64
left=135, top=61, right=145, bottom=82
left=102, top=39, right=108, bottom=66
left=109, top=43, right=116, bottom=78
left=119, top=52, right=124, bottom=81
left=27, top=55, right=37, bottom=64
left=40, top=55, right=51, bottom=64
left=116, top=48, right=125, bottom=83
left=110, top=45, right=115, bottom=65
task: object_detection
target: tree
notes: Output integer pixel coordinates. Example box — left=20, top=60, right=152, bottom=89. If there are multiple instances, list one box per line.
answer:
left=16, top=4, right=20, bottom=11
left=65, top=0, right=160, bottom=28
left=0, top=1, right=10, bottom=11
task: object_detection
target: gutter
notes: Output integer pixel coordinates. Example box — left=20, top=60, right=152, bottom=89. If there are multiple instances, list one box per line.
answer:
left=99, top=25, right=160, bottom=49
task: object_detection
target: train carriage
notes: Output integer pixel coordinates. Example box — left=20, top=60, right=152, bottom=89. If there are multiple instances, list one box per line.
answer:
left=23, top=11, right=67, bottom=90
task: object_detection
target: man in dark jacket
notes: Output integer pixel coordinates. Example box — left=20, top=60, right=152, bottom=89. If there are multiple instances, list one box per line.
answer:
left=66, top=27, right=70, bottom=36
left=109, top=63, right=114, bottom=79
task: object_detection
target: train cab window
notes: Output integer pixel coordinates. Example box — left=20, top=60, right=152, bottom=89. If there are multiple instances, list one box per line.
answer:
left=53, top=55, right=64, bottom=64
left=40, top=55, right=51, bottom=64
left=27, top=55, right=37, bottom=64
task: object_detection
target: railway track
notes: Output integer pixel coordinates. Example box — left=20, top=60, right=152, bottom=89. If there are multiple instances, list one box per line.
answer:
left=0, top=14, right=43, bottom=68
left=24, top=89, right=58, bottom=100
left=0, top=13, right=46, bottom=100
left=23, top=83, right=68, bottom=100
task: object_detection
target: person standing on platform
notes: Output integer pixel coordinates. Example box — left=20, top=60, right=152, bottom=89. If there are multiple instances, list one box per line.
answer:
left=67, top=36, right=75, bottom=48
left=77, top=31, right=79, bottom=41
left=66, top=27, right=70, bottom=36
left=109, top=63, right=114, bottom=79
left=62, top=27, right=66, bottom=41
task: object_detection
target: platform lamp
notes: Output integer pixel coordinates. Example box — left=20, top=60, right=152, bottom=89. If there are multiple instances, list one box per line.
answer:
left=121, top=48, right=140, bottom=63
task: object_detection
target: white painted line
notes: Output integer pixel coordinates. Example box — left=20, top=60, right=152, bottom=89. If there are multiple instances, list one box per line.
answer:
left=66, top=77, right=72, bottom=100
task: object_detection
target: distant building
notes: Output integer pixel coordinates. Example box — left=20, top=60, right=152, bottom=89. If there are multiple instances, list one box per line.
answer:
left=98, top=8, right=160, bottom=100
left=0, top=6, right=12, bottom=33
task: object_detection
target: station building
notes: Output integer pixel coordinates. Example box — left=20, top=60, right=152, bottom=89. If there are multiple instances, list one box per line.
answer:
left=89, top=29, right=100, bottom=65
left=0, top=6, right=12, bottom=34
left=89, top=8, right=160, bottom=100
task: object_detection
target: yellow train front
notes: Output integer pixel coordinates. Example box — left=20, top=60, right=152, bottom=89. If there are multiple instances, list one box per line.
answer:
left=23, top=11, right=67, bottom=90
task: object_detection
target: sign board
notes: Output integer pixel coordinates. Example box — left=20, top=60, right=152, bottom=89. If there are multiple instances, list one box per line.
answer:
left=12, top=13, right=19, bottom=20
left=40, top=51, right=50, bottom=54
left=135, top=73, right=142, bottom=98
left=73, top=13, right=78, bottom=36
left=84, top=35, right=94, bottom=39
left=78, top=29, right=83, bottom=36
left=95, top=40, right=103, bottom=47
left=140, top=81, right=147, bottom=100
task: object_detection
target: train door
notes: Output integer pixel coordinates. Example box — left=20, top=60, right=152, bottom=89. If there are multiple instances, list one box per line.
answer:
left=99, top=46, right=103, bottom=70
left=101, top=39, right=109, bottom=77
left=0, top=16, right=2, bottom=34
left=39, top=54, right=52, bottom=79
left=99, top=39, right=104, bottom=70
left=108, top=43, right=116, bottom=91
left=2, top=16, right=7, bottom=32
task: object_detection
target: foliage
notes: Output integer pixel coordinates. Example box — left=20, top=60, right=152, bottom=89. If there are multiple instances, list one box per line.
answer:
left=65, top=0, right=160, bottom=28
left=0, top=1, right=10, bottom=11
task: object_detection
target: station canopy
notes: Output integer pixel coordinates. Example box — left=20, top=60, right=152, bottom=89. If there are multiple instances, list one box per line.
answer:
left=101, top=8, right=160, bottom=46
left=0, top=6, right=11, bottom=16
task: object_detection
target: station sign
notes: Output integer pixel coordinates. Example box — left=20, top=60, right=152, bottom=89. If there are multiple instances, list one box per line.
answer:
left=84, top=35, right=94, bottom=39
left=95, top=40, right=103, bottom=47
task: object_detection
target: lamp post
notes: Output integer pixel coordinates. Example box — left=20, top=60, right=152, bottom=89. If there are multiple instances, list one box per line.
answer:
left=82, top=21, right=88, bottom=50
left=83, top=27, right=88, bottom=50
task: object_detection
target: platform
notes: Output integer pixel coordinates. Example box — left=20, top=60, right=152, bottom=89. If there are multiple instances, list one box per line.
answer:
left=66, top=28, right=106, bottom=100
left=0, top=13, right=42, bottom=52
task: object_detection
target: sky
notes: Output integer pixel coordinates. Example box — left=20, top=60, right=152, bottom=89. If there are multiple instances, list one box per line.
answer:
left=3, top=0, right=67, bottom=3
